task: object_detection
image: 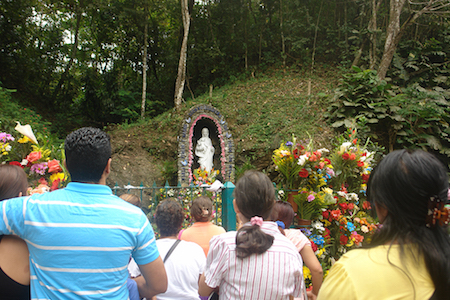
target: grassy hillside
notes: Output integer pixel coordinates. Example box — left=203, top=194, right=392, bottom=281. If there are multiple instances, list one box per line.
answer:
left=107, top=66, right=342, bottom=187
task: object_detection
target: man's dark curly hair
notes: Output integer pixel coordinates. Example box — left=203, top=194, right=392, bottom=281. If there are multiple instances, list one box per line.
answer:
left=154, top=198, right=184, bottom=237
left=64, top=127, right=111, bottom=183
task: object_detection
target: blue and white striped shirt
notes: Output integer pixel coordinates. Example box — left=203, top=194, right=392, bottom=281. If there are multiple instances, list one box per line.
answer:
left=1, top=182, right=159, bottom=299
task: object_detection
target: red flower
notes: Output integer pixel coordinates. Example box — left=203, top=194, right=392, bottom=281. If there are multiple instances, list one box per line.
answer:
left=342, top=153, right=350, bottom=160
left=361, top=173, right=370, bottom=183
left=38, top=177, right=48, bottom=185
left=26, top=151, right=41, bottom=163
left=339, top=203, right=348, bottom=210
left=340, top=235, right=349, bottom=245
left=330, top=209, right=341, bottom=220
left=362, top=201, right=372, bottom=210
left=51, top=179, right=60, bottom=191
left=48, top=159, right=62, bottom=173
left=349, top=153, right=356, bottom=160
left=357, top=161, right=364, bottom=167
left=322, top=210, right=329, bottom=219
left=310, top=240, right=318, bottom=252
left=293, top=148, right=300, bottom=159
left=309, top=153, right=318, bottom=162
left=347, top=203, right=355, bottom=210
left=352, top=233, right=364, bottom=244
left=324, top=158, right=331, bottom=165
left=9, top=161, right=24, bottom=168
left=299, top=168, right=309, bottom=178
left=352, top=138, right=357, bottom=145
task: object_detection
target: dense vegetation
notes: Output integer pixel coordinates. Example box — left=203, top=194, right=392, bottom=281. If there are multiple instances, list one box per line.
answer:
left=1, top=0, right=450, bottom=171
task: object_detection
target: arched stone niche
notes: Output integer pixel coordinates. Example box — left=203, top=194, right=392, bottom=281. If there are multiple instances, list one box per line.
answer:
left=178, top=104, right=235, bottom=185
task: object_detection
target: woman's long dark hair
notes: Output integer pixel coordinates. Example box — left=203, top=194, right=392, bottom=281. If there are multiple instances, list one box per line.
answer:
left=234, top=171, right=275, bottom=259
left=367, top=150, right=450, bottom=299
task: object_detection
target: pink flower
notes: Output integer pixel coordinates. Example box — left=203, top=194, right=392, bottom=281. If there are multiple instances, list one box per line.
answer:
left=26, top=151, right=41, bottom=163
left=48, top=159, right=62, bottom=173
left=307, top=194, right=315, bottom=202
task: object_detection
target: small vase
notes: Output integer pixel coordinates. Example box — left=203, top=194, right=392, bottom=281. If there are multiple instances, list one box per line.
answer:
left=287, top=191, right=299, bottom=212
left=297, top=218, right=312, bottom=228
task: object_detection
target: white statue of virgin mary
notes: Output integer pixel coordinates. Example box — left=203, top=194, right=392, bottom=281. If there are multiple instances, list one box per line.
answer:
left=195, top=127, right=215, bottom=173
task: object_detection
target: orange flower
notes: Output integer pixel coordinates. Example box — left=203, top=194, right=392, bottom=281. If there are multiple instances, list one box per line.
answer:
left=349, top=153, right=356, bottom=160
left=48, top=159, right=62, bottom=173
left=26, top=151, right=41, bottom=163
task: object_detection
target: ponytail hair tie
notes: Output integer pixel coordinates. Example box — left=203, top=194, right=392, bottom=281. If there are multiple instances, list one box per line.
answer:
left=275, top=220, right=285, bottom=229
left=250, top=216, right=264, bottom=227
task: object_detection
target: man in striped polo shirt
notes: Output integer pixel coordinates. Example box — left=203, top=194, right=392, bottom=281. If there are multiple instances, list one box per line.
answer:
left=0, top=127, right=167, bottom=299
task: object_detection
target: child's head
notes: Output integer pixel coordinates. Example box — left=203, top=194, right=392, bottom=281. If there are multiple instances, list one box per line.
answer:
left=191, top=196, right=213, bottom=222
left=0, top=164, right=28, bottom=201
left=270, top=201, right=295, bottom=228
left=120, top=193, right=141, bottom=208
left=154, top=198, right=184, bottom=237
left=234, top=170, right=275, bottom=221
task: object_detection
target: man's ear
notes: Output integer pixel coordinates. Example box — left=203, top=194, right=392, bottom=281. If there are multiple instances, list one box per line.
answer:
left=104, top=158, right=112, bottom=177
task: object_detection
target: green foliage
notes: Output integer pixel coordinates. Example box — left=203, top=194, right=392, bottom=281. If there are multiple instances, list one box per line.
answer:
left=326, top=66, right=405, bottom=150
left=395, top=84, right=450, bottom=158
left=235, top=158, right=256, bottom=181
left=159, top=160, right=178, bottom=185
left=327, top=67, right=450, bottom=162
left=0, top=84, right=52, bottom=137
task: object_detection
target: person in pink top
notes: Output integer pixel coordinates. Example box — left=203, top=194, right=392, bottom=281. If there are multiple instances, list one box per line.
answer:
left=271, top=201, right=323, bottom=300
left=198, top=170, right=304, bottom=300
left=179, top=196, right=225, bottom=256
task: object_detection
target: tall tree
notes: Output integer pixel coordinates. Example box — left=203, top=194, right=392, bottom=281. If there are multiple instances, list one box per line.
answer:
left=378, top=0, right=450, bottom=80
left=174, top=0, right=190, bottom=110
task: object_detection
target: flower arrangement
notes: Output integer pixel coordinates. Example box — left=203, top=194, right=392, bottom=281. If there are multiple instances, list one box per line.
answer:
left=1, top=123, right=67, bottom=194
left=272, top=135, right=307, bottom=190
left=193, top=167, right=220, bottom=186
left=274, top=129, right=381, bottom=289
left=293, top=188, right=335, bottom=220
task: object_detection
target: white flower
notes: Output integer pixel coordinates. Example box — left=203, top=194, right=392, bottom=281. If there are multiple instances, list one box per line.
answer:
left=5, top=145, right=11, bottom=151
left=317, top=148, right=329, bottom=154
left=340, top=142, right=352, bottom=153
left=347, top=193, right=359, bottom=201
left=297, top=154, right=308, bottom=166
left=337, top=191, right=347, bottom=198
left=20, top=159, right=28, bottom=166
left=312, top=221, right=325, bottom=232
left=167, top=189, right=175, bottom=197
left=278, top=190, right=285, bottom=197
left=361, top=225, right=369, bottom=233
left=15, top=122, right=38, bottom=144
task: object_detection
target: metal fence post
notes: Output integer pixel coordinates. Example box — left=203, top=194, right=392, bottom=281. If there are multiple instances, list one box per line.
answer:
left=222, top=181, right=236, bottom=231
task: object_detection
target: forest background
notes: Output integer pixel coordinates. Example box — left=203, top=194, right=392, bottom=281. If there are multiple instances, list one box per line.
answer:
left=1, top=0, right=450, bottom=185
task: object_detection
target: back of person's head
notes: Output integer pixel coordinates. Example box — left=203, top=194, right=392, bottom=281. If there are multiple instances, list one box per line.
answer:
left=367, top=149, right=450, bottom=299
left=120, top=194, right=141, bottom=208
left=154, top=198, right=184, bottom=238
left=64, top=127, right=111, bottom=183
left=270, top=200, right=295, bottom=228
left=191, top=196, right=213, bottom=222
left=234, top=170, right=275, bottom=259
left=0, top=165, right=28, bottom=200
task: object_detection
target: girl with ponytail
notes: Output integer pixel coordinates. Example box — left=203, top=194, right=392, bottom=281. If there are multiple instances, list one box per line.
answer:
left=318, top=150, right=450, bottom=300
left=199, top=170, right=304, bottom=299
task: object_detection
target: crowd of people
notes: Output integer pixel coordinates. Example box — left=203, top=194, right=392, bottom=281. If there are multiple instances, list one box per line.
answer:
left=0, top=127, right=449, bottom=299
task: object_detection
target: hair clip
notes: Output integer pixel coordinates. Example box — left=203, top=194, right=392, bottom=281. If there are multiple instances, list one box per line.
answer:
left=275, top=220, right=285, bottom=229
left=250, top=216, right=263, bottom=227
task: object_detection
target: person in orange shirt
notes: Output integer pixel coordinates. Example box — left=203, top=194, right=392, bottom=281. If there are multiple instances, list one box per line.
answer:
left=179, top=196, right=225, bottom=256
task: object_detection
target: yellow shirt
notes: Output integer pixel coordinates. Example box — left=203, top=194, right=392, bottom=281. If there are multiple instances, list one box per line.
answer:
left=317, top=245, right=434, bottom=300
left=179, top=222, right=226, bottom=256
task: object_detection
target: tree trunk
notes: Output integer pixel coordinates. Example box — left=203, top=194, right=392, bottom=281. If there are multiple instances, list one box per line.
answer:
left=141, top=4, right=148, bottom=119
left=377, top=0, right=434, bottom=79
left=174, top=0, right=190, bottom=110
left=280, top=0, right=285, bottom=67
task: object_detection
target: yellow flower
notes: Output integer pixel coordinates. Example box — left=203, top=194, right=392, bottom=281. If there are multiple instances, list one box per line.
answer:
left=18, top=136, right=31, bottom=143
left=50, top=172, right=66, bottom=183
left=303, top=266, right=312, bottom=280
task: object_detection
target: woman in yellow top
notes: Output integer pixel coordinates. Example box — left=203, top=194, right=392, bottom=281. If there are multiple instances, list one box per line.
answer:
left=317, top=149, right=450, bottom=300
left=179, top=196, right=226, bottom=256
